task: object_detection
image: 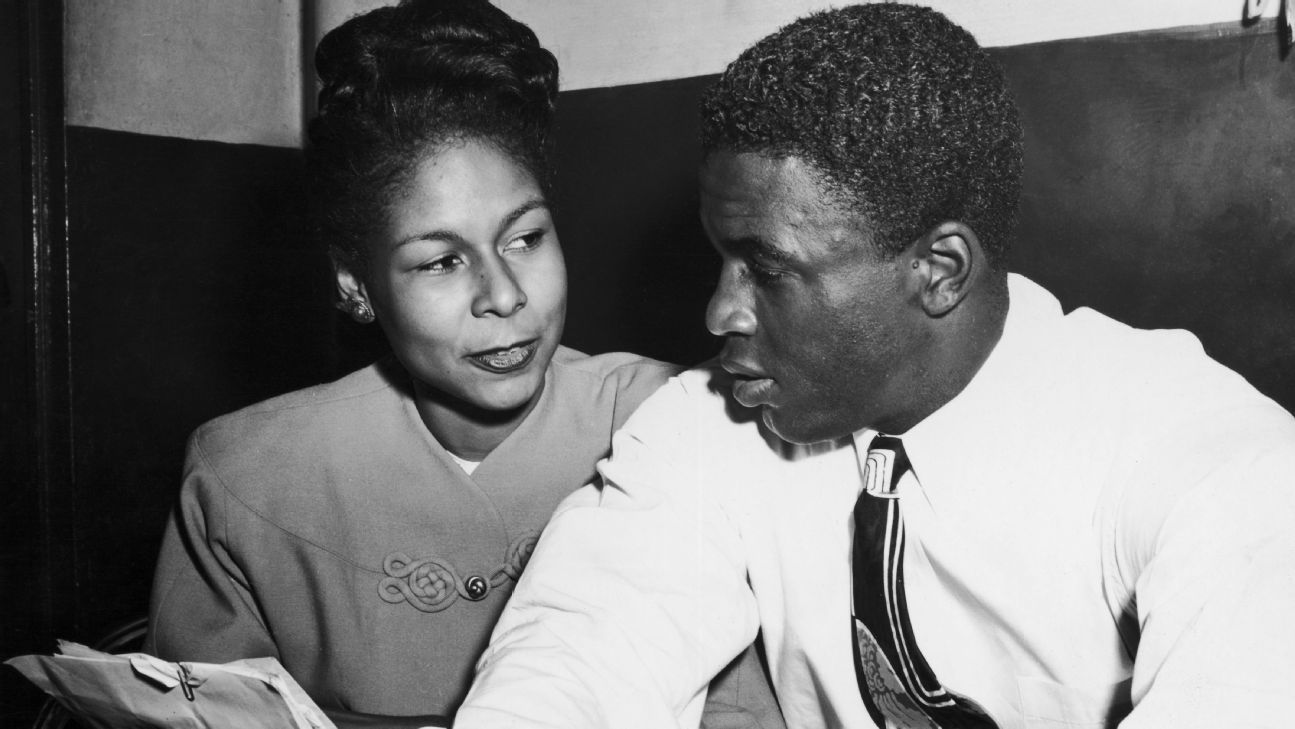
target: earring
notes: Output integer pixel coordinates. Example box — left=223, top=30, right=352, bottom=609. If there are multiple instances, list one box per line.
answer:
left=339, top=297, right=375, bottom=324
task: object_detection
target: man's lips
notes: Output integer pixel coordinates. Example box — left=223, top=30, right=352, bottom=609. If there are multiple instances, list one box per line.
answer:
left=720, top=358, right=776, bottom=408
left=466, top=340, right=539, bottom=373
left=732, top=377, right=776, bottom=408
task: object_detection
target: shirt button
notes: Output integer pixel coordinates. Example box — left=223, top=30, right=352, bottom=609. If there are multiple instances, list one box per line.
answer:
left=464, top=575, right=489, bottom=601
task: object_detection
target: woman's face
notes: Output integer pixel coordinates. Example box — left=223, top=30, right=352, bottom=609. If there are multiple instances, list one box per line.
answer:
left=344, top=139, right=567, bottom=414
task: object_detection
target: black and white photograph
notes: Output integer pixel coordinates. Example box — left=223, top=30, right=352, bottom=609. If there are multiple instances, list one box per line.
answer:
left=3, top=1, right=1294, bottom=727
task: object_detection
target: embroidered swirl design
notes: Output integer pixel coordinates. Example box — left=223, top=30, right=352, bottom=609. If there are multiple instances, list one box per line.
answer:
left=378, top=554, right=459, bottom=612
left=378, top=531, right=539, bottom=613
left=499, top=532, right=538, bottom=581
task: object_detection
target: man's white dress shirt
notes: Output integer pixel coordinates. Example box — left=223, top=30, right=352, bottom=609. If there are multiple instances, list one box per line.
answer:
left=456, top=275, right=1295, bottom=729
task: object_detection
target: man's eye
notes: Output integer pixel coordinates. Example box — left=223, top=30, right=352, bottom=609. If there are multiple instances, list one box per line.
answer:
left=746, top=260, right=786, bottom=285
left=416, top=254, right=464, bottom=273
left=503, top=231, right=544, bottom=253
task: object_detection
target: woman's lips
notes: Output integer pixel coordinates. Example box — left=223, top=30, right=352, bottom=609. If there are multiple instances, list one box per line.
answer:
left=467, top=340, right=538, bottom=373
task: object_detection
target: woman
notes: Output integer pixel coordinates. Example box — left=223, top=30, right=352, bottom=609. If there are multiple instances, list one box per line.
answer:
left=142, top=1, right=679, bottom=723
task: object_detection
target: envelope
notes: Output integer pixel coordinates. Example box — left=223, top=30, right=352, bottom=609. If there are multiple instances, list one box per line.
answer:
left=7, top=641, right=335, bottom=729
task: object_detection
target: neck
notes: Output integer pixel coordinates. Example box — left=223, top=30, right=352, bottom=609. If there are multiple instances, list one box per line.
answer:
left=412, top=381, right=543, bottom=462
left=881, top=273, right=1009, bottom=435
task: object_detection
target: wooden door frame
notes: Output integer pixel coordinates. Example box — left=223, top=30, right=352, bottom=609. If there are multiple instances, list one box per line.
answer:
left=2, top=0, right=75, bottom=721
left=22, top=0, right=76, bottom=637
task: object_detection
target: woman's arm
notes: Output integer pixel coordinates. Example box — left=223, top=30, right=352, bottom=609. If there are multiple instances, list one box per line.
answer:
left=145, top=432, right=278, bottom=662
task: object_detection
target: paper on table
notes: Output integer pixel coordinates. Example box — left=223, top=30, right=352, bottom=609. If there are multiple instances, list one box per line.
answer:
left=7, top=640, right=336, bottom=729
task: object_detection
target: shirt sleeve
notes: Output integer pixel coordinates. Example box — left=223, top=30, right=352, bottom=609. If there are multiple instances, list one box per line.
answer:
left=700, top=644, right=786, bottom=729
left=1117, top=432, right=1295, bottom=729
left=143, top=431, right=278, bottom=662
left=610, top=357, right=684, bottom=433
left=455, top=379, right=762, bottom=729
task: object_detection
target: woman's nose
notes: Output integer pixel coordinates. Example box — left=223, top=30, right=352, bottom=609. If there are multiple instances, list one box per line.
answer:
left=471, top=257, right=527, bottom=317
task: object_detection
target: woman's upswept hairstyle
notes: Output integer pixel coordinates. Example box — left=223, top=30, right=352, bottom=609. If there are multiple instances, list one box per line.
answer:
left=700, top=4, right=1023, bottom=267
left=308, top=0, right=559, bottom=267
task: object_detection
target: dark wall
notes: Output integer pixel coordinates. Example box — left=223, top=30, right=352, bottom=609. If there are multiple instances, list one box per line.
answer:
left=554, top=76, right=720, bottom=365
left=61, top=127, right=340, bottom=635
left=4, top=18, right=1294, bottom=720
left=1002, top=25, right=1295, bottom=410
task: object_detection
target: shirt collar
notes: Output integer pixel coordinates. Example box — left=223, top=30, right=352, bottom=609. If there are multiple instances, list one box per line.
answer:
left=852, top=274, right=1063, bottom=497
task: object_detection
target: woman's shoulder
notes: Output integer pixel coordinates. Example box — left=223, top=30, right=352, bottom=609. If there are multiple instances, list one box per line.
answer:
left=550, top=346, right=680, bottom=384
left=551, top=345, right=679, bottom=395
left=547, top=346, right=682, bottom=431
left=190, top=358, right=410, bottom=460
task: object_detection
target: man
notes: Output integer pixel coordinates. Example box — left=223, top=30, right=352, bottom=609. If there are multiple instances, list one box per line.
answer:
left=456, top=5, right=1295, bottom=728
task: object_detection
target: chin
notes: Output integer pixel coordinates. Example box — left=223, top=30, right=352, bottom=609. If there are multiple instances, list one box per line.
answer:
left=475, top=373, right=546, bottom=413
left=762, top=409, right=811, bottom=445
left=763, top=408, right=849, bottom=446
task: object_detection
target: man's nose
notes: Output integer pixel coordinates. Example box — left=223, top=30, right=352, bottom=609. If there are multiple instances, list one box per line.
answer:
left=705, top=265, right=756, bottom=336
left=471, top=256, right=527, bottom=317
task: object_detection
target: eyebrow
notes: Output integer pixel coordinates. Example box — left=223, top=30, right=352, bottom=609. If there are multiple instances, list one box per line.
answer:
left=498, top=197, right=549, bottom=233
left=396, top=197, right=549, bottom=249
left=719, top=235, right=792, bottom=263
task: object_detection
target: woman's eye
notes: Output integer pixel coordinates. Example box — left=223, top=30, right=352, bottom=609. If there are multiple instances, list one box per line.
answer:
left=416, top=254, right=464, bottom=273
left=503, top=231, right=544, bottom=253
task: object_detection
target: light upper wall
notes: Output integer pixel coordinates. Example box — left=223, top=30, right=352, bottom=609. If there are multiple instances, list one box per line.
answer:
left=491, top=0, right=1284, bottom=92
left=66, top=0, right=301, bottom=148
left=68, top=0, right=1282, bottom=148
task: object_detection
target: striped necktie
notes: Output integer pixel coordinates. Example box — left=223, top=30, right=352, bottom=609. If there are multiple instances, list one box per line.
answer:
left=851, top=435, right=997, bottom=729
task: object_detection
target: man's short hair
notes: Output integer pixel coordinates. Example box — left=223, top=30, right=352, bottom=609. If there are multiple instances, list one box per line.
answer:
left=700, top=3, right=1023, bottom=266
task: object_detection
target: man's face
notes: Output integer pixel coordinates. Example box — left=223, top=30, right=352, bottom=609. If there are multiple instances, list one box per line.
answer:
left=700, top=151, right=926, bottom=443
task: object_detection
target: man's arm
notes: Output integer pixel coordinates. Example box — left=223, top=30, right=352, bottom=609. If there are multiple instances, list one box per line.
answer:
left=1118, top=440, right=1295, bottom=728
left=456, top=379, right=762, bottom=729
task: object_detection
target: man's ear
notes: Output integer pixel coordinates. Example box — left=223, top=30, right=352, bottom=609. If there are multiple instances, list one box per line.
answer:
left=909, top=221, right=982, bottom=317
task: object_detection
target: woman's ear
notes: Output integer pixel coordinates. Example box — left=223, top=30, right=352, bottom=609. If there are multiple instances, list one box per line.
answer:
left=909, top=221, right=981, bottom=317
left=333, top=252, right=375, bottom=324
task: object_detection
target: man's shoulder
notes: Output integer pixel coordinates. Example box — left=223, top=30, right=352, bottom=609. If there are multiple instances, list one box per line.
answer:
left=618, top=362, right=839, bottom=459
left=1004, top=275, right=1290, bottom=430
left=1062, top=306, right=1290, bottom=428
left=622, top=362, right=746, bottom=427
left=991, top=278, right=1293, bottom=500
left=1048, top=301, right=1295, bottom=538
left=593, top=361, right=856, bottom=519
